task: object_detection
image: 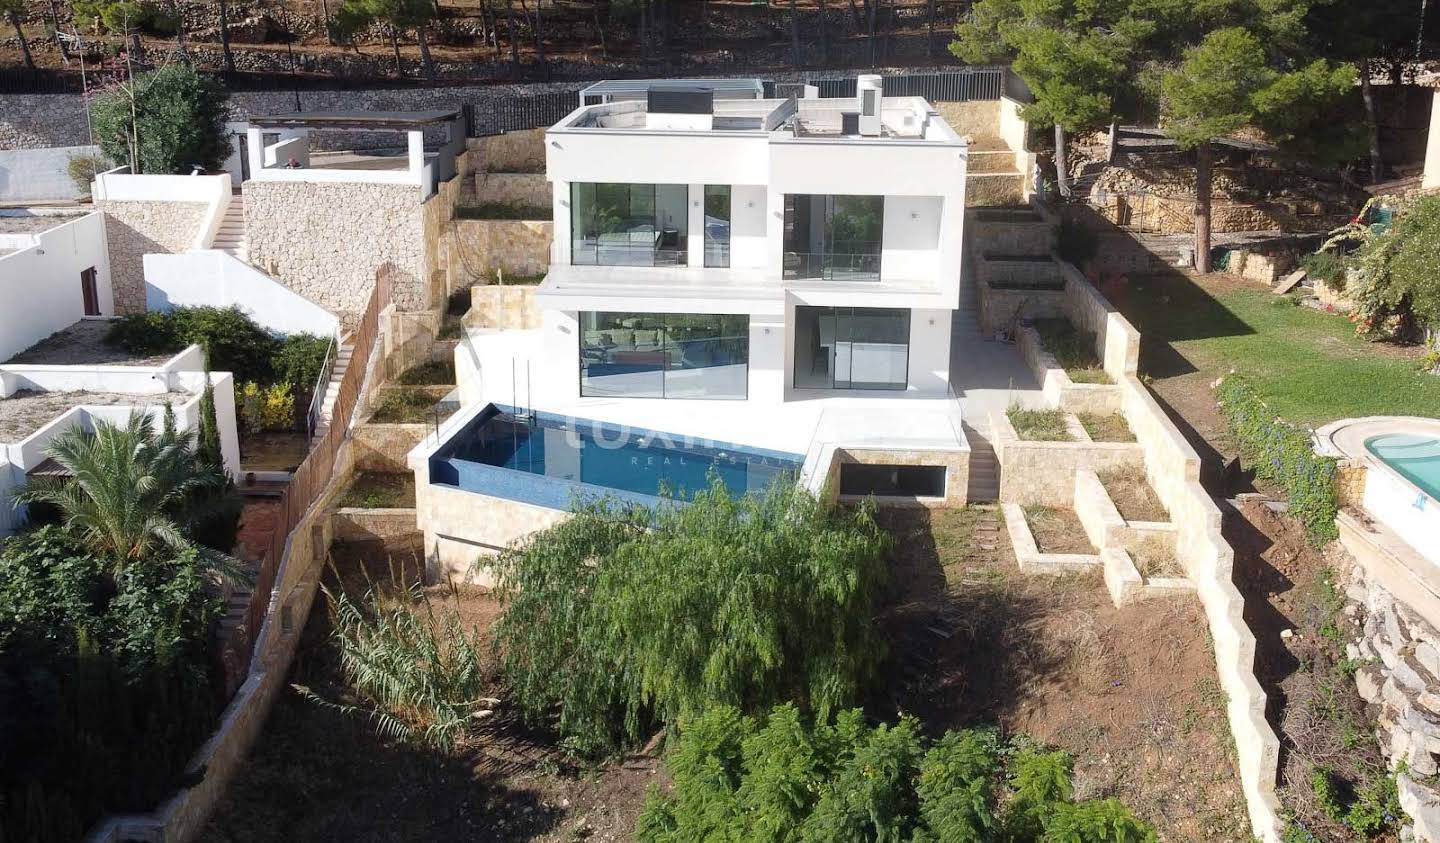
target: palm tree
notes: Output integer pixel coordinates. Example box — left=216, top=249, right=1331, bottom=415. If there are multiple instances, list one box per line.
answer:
left=15, top=410, right=249, bottom=584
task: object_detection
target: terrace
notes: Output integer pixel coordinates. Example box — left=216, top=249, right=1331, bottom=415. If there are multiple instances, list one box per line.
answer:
left=245, top=110, right=466, bottom=200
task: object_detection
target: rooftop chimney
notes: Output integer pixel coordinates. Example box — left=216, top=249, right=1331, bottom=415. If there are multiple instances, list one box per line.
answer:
left=857, top=75, right=883, bottom=137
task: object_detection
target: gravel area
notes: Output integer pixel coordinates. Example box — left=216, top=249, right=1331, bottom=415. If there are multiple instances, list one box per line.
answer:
left=0, top=390, right=188, bottom=443
left=3, top=320, right=177, bottom=366
left=0, top=214, right=85, bottom=235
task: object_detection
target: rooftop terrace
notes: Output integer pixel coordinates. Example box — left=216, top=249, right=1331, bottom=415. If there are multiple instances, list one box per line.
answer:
left=3, top=320, right=174, bottom=367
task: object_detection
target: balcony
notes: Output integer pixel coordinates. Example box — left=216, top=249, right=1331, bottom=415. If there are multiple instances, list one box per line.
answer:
left=782, top=251, right=882, bottom=283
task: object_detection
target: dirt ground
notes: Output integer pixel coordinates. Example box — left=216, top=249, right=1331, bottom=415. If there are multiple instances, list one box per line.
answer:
left=1226, top=498, right=1397, bottom=842
left=203, top=534, right=657, bottom=843
left=875, top=508, right=1253, bottom=842
left=1024, top=506, right=1098, bottom=555
left=2, top=319, right=176, bottom=366
left=239, top=430, right=311, bottom=471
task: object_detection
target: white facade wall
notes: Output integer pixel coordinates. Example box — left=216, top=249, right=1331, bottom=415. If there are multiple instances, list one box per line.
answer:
left=531, top=95, right=967, bottom=409
left=0, top=213, right=113, bottom=362
left=1425, top=91, right=1440, bottom=192
left=143, top=250, right=340, bottom=337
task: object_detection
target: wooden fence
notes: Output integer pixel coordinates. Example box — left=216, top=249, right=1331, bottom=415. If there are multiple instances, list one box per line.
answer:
left=237, top=271, right=390, bottom=675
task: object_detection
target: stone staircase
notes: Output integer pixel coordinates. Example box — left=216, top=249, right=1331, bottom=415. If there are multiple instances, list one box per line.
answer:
left=310, top=337, right=356, bottom=443
left=955, top=283, right=1001, bottom=504
left=211, top=194, right=248, bottom=261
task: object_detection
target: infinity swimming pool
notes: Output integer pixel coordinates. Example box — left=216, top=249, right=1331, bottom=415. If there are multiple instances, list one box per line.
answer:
left=1367, top=433, right=1440, bottom=501
left=429, top=406, right=803, bottom=509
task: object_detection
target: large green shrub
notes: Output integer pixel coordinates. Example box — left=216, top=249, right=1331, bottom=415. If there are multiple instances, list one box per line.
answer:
left=272, top=332, right=333, bottom=392
left=106, top=306, right=280, bottom=383
left=1216, top=374, right=1339, bottom=544
left=0, top=528, right=222, bottom=842
left=488, top=479, right=891, bottom=756
left=636, top=704, right=1157, bottom=843
left=91, top=64, right=230, bottom=175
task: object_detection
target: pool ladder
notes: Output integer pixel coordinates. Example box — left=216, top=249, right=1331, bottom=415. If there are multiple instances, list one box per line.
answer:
left=511, top=359, right=536, bottom=425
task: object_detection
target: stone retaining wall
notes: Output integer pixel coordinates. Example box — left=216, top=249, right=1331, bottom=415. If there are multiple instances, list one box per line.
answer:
left=445, top=219, right=552, bottom=282
left=976, top=282, right=1064, bottom=337
left=1340, top=547, right=1440, bottom=840
left=469, top=129, right=547, bottom=173
left=828, top=446, right=970, bottom=508
left=1016, top=326, right=1124, bottom=415
left=99, top=200, right=207, bottom=314
left=331, top=508, right=419, bottom=542
left=991, top=409, right=1144, bottom=507
left=353, top=422, right=430, bottom=473
left=469, top=285, right=542, bottom=330
left=244, top=180, right=429, bottom=321
left=474, top=172, right=552, bottom=209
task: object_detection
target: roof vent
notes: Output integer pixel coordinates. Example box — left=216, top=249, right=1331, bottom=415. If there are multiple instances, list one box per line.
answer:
left=857, top=75, right=882, bottom=136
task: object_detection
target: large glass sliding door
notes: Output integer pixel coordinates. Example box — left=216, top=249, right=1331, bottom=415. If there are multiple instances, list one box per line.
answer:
left=704, top=185, right=731, bottom=268
left=793, top=306, right=909, bottom=391
left=580, top=312, right=749, bottom=399
left=782, top=195, right=883, bottom=281
left=571, top=183, right=689, bottom=267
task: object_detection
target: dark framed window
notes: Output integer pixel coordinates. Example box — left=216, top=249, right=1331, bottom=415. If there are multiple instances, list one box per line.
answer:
left=579, top=311, right=749, bottom=399
left=571, top=183, right=688, bottom=267
left=839, top=463, right=947, bottom=498
left=793, top=306, right=909, bottom=391
left=782, top=194, right=883, bottom=281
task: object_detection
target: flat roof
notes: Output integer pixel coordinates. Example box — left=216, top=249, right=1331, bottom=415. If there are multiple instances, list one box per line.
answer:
left=580, top=79, right=765, bottom=96
left=249, top=109, right=461, bottom=130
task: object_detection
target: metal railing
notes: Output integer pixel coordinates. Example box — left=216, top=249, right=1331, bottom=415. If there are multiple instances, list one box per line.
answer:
left=304, top=332, right=338, bottom=440
left=772, top=66, right=1013, bottom=103
left=240, top=270, right=390, bottom=677
left=782, top=251, right=882, bottom=282
left=464, top=91, right=583, bottom=137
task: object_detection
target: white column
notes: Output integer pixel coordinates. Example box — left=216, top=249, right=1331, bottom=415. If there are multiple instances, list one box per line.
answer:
left=687, top=183, right=705, bottom=268
left=1425, top=91, right=1440, bottom=191
left=246, top=126, right=264, bottom=179
left=408, top=129, right=426, bottom=181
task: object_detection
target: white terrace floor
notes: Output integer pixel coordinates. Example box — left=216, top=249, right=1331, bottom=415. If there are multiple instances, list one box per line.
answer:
left=456, top=308, right=1041, bottom=461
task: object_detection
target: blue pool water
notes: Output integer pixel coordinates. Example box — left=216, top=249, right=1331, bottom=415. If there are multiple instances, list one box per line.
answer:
left=1366, top=433, right=1440, bottom=501
left=430, top=406, right=803, bottom=509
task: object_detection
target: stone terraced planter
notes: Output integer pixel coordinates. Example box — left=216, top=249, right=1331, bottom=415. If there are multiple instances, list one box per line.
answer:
left=1016, top=325, right=1124, bottom=415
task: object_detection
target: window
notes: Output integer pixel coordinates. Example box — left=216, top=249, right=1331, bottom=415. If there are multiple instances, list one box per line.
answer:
left=704, top=185, right=731, bottom=268
left=839, top=464, right=947, bottom=498
left=793, top=306, right=909, bottom=391
left=579, top=312, right=749, bottom=399
left=782, top=194, right=883, bottom=281
left=571, top=183, right=689, bottom=267
left=80, top=267, right=99, bottom=317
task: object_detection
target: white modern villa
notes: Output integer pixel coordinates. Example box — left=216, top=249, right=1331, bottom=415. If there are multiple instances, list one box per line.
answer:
left=412, top=76, right=1027, bottom=577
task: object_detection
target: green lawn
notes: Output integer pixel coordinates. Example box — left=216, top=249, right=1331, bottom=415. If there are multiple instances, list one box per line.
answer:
left=1117, top=272, right=1440, bottom=426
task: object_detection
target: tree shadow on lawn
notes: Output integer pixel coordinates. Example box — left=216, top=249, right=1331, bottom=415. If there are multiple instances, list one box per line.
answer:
left=870, top=509, right=1067, bottom=733
left=1106, top=267, right=1256, bottom=379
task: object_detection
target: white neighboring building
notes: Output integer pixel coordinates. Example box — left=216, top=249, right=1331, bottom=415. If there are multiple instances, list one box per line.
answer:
left=0, top=212, right=114, bottom=362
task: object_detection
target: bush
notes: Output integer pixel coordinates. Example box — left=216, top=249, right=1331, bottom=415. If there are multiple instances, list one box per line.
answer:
left=1057, top=218, right=1098, bottom=266
left=107, top=306, right=278, bottom=383
left=1008, top=405, right=1073, bottom=441
left=240, top=381, right=296, bottom=432
left=307, top=581, right=489, bottom=749
left=488, top=479, right=891, bottom=757
left=1216, top=375, right=1339, bottom=544
left=67, top=152, right=107, bottom=196
left=90, top=64, right=230, bottom=175
left=0, top=528, right=222, bottom=841
left=272, top=332, right=332, bottom=392
left=636, top=704, right=1156, bottom=843
left=1300, top=250, right=1347, bottom=290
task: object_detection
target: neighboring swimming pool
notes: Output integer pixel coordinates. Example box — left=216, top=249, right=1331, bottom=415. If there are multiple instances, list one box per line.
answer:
left=428, top=405, right=804, bottom=510
left=1366, top=433, right=1440, bottom=502
left=1318, top=416, right=1440, bottom=565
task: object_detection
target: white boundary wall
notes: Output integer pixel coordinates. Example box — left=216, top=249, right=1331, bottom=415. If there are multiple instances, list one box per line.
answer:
left=92, top=168, right=233, bottom=250
left=143, top=250, right=340, bottom=337
left=0, top=213, right=114, bottom=361
left=0, top=145, right=103, bottom=202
